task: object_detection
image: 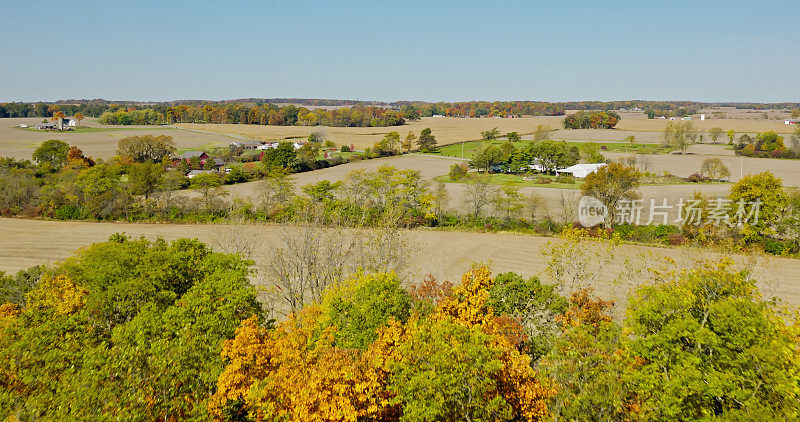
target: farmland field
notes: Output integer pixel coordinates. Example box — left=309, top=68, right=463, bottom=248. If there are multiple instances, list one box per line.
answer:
left=0, top=117, right=235, bottom=159
left=210, top=154, right=736, bottom=222
left=3, top=112, right=796, bottom=160
left=1, top=217, right=798, bottom=314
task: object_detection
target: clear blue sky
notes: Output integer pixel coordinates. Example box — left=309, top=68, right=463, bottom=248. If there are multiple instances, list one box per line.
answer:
left=2, top=0, right=798, bottom=103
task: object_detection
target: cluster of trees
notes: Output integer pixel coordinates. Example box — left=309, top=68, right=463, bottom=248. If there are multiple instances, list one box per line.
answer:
left=735, top=129, right=800, bottom=159
left=581, top=163, right=800, bottom=255
left=644, top=107, right=698, bottom=119
left=0, top=102, right=111, bottom=118
left=563, top=111, right=621, bottom=129
left=3, top=230, right=799, bottom=420
left=469, top=139, right=604, bottom=174
left=394, top=101, right=565, bottom=118
left=371, top=128, right=437, bottom=155
left=0, top=236, right=263, bottom=419
left=99, top=104, right=407, bottom=127
left=662, top=121, right=699, bottom=154
left=557, top=100, right=699, bottom=112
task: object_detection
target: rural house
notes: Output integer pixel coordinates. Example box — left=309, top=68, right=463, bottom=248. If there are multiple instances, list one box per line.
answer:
left=174, top=151, right=225, bottom=170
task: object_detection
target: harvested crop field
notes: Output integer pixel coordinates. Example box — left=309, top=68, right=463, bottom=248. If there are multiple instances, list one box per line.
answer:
left=1, top=218, right=797, bottom=314
left=175, top=116, right=568, bottom=150
left=0, top=117, right=235, bottom=159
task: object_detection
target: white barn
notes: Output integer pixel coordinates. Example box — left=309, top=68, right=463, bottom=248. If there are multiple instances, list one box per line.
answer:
left=557, top=163, right=606, bottom=178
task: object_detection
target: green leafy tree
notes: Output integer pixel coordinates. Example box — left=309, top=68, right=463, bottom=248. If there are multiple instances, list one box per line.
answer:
left=581, top=162, right=641, bottom=224
left=417, top=128, right=437, bottom=152
left=470, top=145, right=505, bottom=172
left=539, top=290, right=629, bottom=421
left=401, top=131, right=416, bottom=152
left=32, top=140, right=70, bottom=171
left=191, top=172, right=224, bottom=210
left=578, top=142, right=605, bottom=164
left=449, top=162, right=469, bottom=181
left=728, top=172, right=787, bottom=241
left=754, top=131, right=784, bottom=152
left=492, top=185, right=525, bottom=221
left=302, top=180, right=340, bottom=202
left=481, top=127, right=500, bottom=141
left=296, top=143, right=320, bottom=167
left=708, top=127, right=724, bottom=144
left=727, top=129, right=735, bottom=144
left=318, top=272, right=411, bottom=349
left=126, top=161, right=165, bottom=202
left=388, top=319, right=512, bottom=422
left=526, top=140, right=579, bottom=173
left=624, top=263, right=800, bottom=420
left=0, top=266, right=44, bottom=306
left=374, top=131, right=400, bottom=155
left=261, top=142, right=297, bottom=171
left=116, top=135, right=176, bottom=163
left=0, top=237, right=261, bottom=420
left=488, top=272, right=567, bottom=359
left=506, top=131, right=521, bottom=142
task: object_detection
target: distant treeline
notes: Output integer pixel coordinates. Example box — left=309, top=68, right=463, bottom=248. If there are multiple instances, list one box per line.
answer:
left=0, top=102, right=111, bottom=119
left=393, top=101, right=564, bottom=118
left=4, top=99, right=799, bottom=123
left=99, top=104, right=406, bottom=127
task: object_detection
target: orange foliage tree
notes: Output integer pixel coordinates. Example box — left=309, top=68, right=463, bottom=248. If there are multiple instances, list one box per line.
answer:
left=211, top=266, right=552, bottom=421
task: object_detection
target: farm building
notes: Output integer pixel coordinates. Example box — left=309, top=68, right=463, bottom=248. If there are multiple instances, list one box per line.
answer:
left=178, top=151, right=209, bottom=161
left=557, top=163, right=606, bottom=178
left=785, top=119, right=800, bottom=125
left=230, top=141, right=264, bottom=150
left=186, top=170, right=216, bottom=179
left=174, top=151, right=225, bottom=170
left=262, top=141, right=303, bottom=150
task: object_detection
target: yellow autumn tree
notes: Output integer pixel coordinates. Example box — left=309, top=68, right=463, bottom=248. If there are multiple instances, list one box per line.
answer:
left=0, top=303, right=27, bottom=416
left=210, top=307, right=396, bottom=421
left=212, top=267, right=551, bottom=421
left=432, top=266, right=552, bottom=421
left=25, top=274, right=87, bottom=314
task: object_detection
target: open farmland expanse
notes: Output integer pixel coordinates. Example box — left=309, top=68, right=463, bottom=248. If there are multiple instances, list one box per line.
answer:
left=1, top=217, right=797, bottom=314
left=175, top=113, right=796, bottom=151
left=175, top=116, right=567, bottom=150
left=3, top=113, right=794, bottom=161
left=0, top=117, right=234, bottom=159
left=614, top=113, right=796, bottom=134
left=213, top=154, right=739, bottom=222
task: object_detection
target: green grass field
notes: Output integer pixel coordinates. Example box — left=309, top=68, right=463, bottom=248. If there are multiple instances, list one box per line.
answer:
left=428, top=139, right=675, bottom=160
